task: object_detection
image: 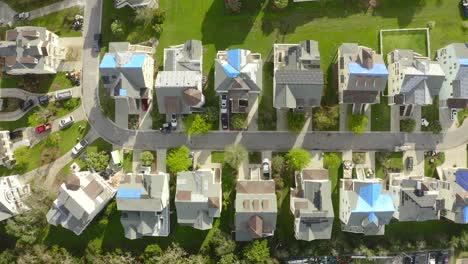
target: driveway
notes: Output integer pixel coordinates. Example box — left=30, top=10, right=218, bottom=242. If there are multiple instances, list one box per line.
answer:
left=115, top=98, right=129, bottom=129
left=276, top=108, right=288, bottom=131
left=402, top=149, right=424, bottom=176
left=246, top=94, right=259, bottom=131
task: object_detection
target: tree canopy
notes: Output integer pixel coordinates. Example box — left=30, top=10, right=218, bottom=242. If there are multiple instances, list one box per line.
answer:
left=140, top=151, right=154, bottom=167
left=86, top=151, right=110, bottom=172
left=348, top=114, right=368, bottom=135
left=187, top=114, right=211, bottom=135
left=224, top=144, right=247, bottom=169
left=243, top=240, right=271, bottom=263
left=166, top=146, right=192, bottom=174
left=286, top=148, right=311, bottom=171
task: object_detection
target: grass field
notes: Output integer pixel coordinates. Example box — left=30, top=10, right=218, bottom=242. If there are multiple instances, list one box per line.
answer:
left=15, top=7, right=84, bottom=37
left=371, top=96, right=391, bottom=131
left=2, top=0, right=61, bottom=12
left=381, top=29, right=428, bottom=57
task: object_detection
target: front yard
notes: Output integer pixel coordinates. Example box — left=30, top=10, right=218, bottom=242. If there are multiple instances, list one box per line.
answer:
left=371, top=96, right=391, bottom=131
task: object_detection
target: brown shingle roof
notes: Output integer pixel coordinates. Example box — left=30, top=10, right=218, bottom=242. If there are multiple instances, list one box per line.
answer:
left=6, top=30, right=17, bottom=41
left=83, top=180, right=104, bottom=200
left=302, top=169, right=329, bottom=181
left=236, top=181, right=275, bottom=194
left=64, top=173, right=80, bottom=191
left=248, top=215, right=263, bottom=238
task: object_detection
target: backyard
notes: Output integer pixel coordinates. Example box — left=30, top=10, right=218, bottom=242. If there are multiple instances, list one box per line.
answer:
left=381, top=29, right=429, bottom=58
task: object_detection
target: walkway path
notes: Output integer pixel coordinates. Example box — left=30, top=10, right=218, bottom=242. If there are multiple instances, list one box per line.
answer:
left=0, top=86, right=81, bottom=121
left=78, top=0, right=468, bottom=156
left=29, top=0, right=85, bottom=20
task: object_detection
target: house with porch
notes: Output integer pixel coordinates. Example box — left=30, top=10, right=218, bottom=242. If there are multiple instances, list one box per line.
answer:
left=0, top=26, right=66, bottom=75
left=0, top=175, right=31, bottom=221
left=46, top=171, right=116, bottom=235
left=340, top=177, right=394, bottom=235
left=273, top=40, right=324, bottom=111
left=387, top=49, right=445, bottom=117
left=290, top=169, right=334, bottom=241
left=437, top=167, right=468, bottom=224
left=337, top=43, right=388, bottom=114
left=116, top=172, right=170, bottom=239
left=114, top=0, right=157, bottom=9
left=235, top=179, right=276, bottom=241
left=388, top=173, right=442, bottom=222
left=155, top=40, right=204, bottom=115
left=175, top=169, right=222, bottom=230
left=436, top=43, right=468, bottom=109
left=99, top=42, right=154, bottom=114
left=214, top=48, right=262, bottom=113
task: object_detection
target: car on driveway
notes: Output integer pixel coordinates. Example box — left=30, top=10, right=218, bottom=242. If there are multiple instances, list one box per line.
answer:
left=14, top=12, right=30, bottom=21
left=59, top=116, right=74, bottom=130
left=35, top=123, right=51, bottom=135
left=451, top=108, right=458, bottom=121
left=37, top=95, right=49, bottom=105
left=221, top=108, right=228, bottom=130
left=170, top=113, right=177, bottom=128
left=406, top=156, right=414, bottom=171
left=72, top=139, right=89, bottom=157
left=262, top=158, right=271, bottom=180
left=221, top=94, right=228, bottom=109
left=462, top=0, right=468, bottom=18
left=21, top=99, right=34, bottom=112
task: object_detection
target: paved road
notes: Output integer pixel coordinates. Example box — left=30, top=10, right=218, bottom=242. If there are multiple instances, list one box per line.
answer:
left=81, top=0, right=468, bottom=153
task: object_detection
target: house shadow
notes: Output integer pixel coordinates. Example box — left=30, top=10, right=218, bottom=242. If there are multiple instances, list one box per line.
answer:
left=201, top=0, right=265, bottom=51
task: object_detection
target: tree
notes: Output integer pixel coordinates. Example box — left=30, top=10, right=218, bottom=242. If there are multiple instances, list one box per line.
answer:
left=13, top=146, right=29, bottom=169
left=202, top=106, right=219, bottom=124
left=400, top=118, right=416, bottom=133
left=219, top=253, right=240, bottom=264
left=224, top=144, right=247, bottom=169
left=323, top=153, right=340, bottom=169
left=313, top=106, right=339, bottom=131
left=225, top=0, right=241, bottom=13
left=348, top=114, right=368, bottom=135
left=243, top=240, right=271, bottom=263
left=153, top=8, right=166, bottom=24
left=428, top=120, right=442, bottom=134
left=187, top=115, right=211, bottom=135
left=6, top=185, right=54, bottom=245
left=86, top=151, right=110, bottom=172
left=141, top=244, right=163, bottom=262
left=44, top=133, right=61, bottom=148
left=271, top=155, right=285, bottom=176
left=134, top=8, right=154, bottom=27
left=166, top=146, right=191, bottom=173
left=111, top=20, right=124, bottom=36
left=210, top=230, right=236, bottom=257
left=140, top=151, right=155, bottom=167
left=287, top=111, right=306, bottom=133
left=286, top=148, right=311, bottom=171
left=231, top=114, right=247, bottom=130
left=152, top=243, right=189, bottom=263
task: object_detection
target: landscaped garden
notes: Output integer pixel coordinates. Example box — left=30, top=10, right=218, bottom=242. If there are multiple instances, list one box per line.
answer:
left=15, top=7, right=84, bottom=37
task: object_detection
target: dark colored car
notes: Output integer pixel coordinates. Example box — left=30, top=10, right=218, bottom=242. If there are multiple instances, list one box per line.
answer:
left=462, top=0, right=468, bottom=18
left=142, top=98, right=149, bottom=112
left=35, top=123, right=51, bottom=135
left=21, top=99, right=34, bottom=112
left=406, top=156, right=414, bottom=171
left=37, top=95, right=49, bottom=105
left=221, top=112, right=228, bottom=130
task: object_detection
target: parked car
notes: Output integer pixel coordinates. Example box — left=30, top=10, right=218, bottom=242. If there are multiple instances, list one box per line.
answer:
left=59, top=116, right=74, bottom=130
left=14, top=12, right=30, bottom=21
left=160, top=123, right=171, bottom=134
left=221, top=108, right=228, bottom=130
left=72, top=139, right=89, bottom=157
left=35, top=123, right=51, bottom=135
left=170, top=113, right=177, bottom=128
left=55, top=90, right=73, bottom=101
left=21, top=99, right=34, bottom=112
left=462, top=0, right=468, bottom=18
left=221, top=94, right=228, bottom=109
left=451, top=108, right=458, bottom=121
left=37, top=95, right=50, bottom=105
left=93, top=33, right=101, bottom=53
left=142, top=98, right=149, bottom=112
left=262, top=158, right=271, bottom=180
left=406, top=156, right=414, bottom=171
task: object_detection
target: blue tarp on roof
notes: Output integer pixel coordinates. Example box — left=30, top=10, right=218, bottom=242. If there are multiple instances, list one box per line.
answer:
left=459, top=58, right=468, bottom=66
left=464, top=207, right=468, bottom=224
left=227, top=49, right=241, bottom=71
left=123, top=54, right=146, bottom=68
left=353, top=183, right=394, bottom=213
left=222, top=63, right=240, bottom=78
left=456, top=170, right=468, bottom=191
left=100, top=54, right=116, bottom=69
left=348, top=62, right=388, bottom=76
left=117, top=189, right=142, bottom=199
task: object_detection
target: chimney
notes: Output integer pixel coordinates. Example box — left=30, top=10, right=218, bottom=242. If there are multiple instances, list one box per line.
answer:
left=361, top=48, right=374, bottom=69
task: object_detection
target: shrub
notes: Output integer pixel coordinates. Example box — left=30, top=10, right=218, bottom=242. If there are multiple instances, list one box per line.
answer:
left=348, top=113, right=368, bottom=135
left=166, top=146, right=192, bottom=173
left=400, top=118, right=416, bottom=133
left=243, top=240, right=271, bottom=263
left=187, top=114, right=211, bottom=135
left=287, top=111, right=306, bottom=133
left=224, top=144, right=247, bottom=169
left=286, top=148, right=311, bottom=171
left=313, top=106, right=339, bottom=131
left=428, top=120, right=442, bottom=134
left=111, top=20, right=124, bottom=36
left=231, top=114, right=247, bottom=130
left=352, top=152, right=366, bottom=164
left=86, top=151, right=110, bottom=172
left=140, top=151, right=154, bottom=167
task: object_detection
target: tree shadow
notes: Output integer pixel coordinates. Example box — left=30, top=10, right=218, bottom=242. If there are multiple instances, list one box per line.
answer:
left=201, top=0, right=265, bottom=51
left=373, top=0, right=428, bottom=28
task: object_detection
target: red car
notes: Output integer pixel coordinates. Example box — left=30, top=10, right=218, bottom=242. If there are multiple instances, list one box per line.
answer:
left=35, top=123, right=51, bottom=134
left=142, top=98, right=149, bottom=112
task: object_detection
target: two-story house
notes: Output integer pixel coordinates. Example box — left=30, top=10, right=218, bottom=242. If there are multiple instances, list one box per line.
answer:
left=437, top=167, right=468, bottom=224
left=116, top=172, right=170, bottom=239
left=175, top=169, right=222, bottom=230
left=273, top=40, right=324, bottom=111
left=290, top=169, right=334, bottom=241
left=0, top=175, right=30, bottom=221
left=387, top=49, right=445, bottom=117
left=214, top=48, right=262, bottom=113
left=436, top=43, right=468, bottom=109
left=337, top=43, right=388, bottom=114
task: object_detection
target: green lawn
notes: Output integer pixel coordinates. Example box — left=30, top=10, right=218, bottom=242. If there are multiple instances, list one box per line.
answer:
left=0, top=75, right=22, bottom=88
left=424, top=152, right=445, bottom=177
left=375, top=152, right=403, bottom=179
left=123, top=150, right=133, bottom=173
left=0, top=121, right=90, bottom=176
left=371, top=95, right=391, bottom=131
left=381, top=29, right=428, bottom=57
left=421, top=98, right=439, bottom=132
left=14, top=7, right=83, bottom=37
left=37, top=73, right=74, bottom=93
left=457, top=109, right=468, bottom=127
left=2, top=0, right=61, bottom=12
left=211, top=151, right=225, bottom=163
